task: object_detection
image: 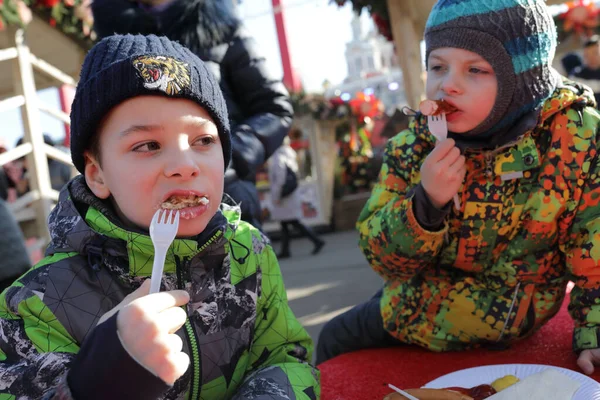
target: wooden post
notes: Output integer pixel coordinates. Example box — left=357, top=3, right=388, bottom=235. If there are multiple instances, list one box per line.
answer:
left=387, top=0, right=425, bottom=109
left=11, top=28, right=52, bottom=244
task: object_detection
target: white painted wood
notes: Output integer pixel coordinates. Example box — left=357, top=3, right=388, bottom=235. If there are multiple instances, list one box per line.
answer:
left=0, top=14, right=84, bottom=98
left=0, top=47, right=17, bottom=63
left=0, top=142, right=32, bottom=166
left=11, top=27, right=53, bottom=244
left=29, top=53, right=77, bottom=87
left=0, top=94, right=25, bottom=113
left=38, top=101, right=70, bottom=125
left=388, top=0, right=424, bottom=109
left=6, top=189, right=40, bottom=214
left=43, top=143, right=72, bottom=166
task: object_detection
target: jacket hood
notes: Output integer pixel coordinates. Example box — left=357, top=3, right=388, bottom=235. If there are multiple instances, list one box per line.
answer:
left=46, top=175, right=241, bottom=277
left=412, top=76, right=596, bottom=151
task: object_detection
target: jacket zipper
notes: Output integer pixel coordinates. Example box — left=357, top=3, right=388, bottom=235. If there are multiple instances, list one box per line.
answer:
left=175, top=255, right=202, bottom=400
left=497, top=281, right=521, bottom=342
left=484, top=151, right=494, bottom=179
left=198, top=230, right=223, bottom=253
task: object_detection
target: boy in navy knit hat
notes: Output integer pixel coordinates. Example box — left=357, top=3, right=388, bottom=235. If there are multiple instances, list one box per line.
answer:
left=318, top=0, right=600, bottom=375
left=0, top=34, right=319, bottom=399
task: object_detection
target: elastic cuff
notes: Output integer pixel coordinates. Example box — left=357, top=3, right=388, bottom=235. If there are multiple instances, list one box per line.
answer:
left=573, top=326, right=600, bottom=353
left=412, top=183, right=452, bottom=231
left=67, top=312, right=170, bottom=400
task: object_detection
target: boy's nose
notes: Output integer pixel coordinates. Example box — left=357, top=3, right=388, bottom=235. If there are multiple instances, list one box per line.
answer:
left=440, top=73, right=463, bottom=95
left=164, top=152, right=200, bottom=179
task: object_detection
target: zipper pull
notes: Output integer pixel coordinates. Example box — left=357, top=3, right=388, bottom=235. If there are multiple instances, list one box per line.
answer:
left=484, top=152, right=494, bottom=179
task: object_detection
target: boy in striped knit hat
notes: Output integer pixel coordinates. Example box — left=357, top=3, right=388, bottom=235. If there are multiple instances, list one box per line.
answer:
left=318, top=0, right=600, bottom=375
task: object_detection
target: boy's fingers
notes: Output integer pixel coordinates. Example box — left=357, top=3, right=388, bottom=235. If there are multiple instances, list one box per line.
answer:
left=97, top=280, right=153, bottom=326
left=165, top=333, right=184, bottom=354
left=131, top=290, right=190, bottom=314
left=429, top=139, right=456, bottom=162
left=161, top=352, right=190, bottom=385
left=438, top=147, right=462, bottom=169
left=125, top=279, right=152, bottom=301
left=577, top=351, right=595, bottom=375
left=156, top=306, right=188, bottom=334
left=448, top=155, right=466, bottom=175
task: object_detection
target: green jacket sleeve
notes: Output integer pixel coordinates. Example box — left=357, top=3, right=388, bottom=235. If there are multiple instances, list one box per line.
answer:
left=356, top=130, right=447, bottom=281
left=563, top=111, right=600, bottom=352
left=0, top=255, right=80, bottom=399
left=233, top=242, right=320, bottom=400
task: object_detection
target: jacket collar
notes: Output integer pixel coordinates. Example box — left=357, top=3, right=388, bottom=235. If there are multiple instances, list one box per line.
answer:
left=47, top=176, right=240, bottom=276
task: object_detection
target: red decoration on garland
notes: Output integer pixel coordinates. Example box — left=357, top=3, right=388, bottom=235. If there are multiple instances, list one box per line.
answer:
left=348, top=92, right=384, bottom=124
left=559, top=0, right=600, bottom=38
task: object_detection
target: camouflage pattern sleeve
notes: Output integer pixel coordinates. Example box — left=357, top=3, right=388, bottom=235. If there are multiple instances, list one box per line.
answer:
left=356, top=130, right=448, bottom=280
left=0, top=258, right=80, bottom=399
left=564, top=111, right=600, bottom=353
left=232, top=240, right=320, bottom=400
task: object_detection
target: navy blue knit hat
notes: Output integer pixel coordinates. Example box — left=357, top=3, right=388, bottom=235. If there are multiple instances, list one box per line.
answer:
left=425, top=0, right=559, bottom=138
left=70, top=34, right=231, bottom=173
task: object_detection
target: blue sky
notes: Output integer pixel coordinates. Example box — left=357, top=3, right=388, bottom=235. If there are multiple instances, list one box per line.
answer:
left=1, top=0, right=369, bottom=150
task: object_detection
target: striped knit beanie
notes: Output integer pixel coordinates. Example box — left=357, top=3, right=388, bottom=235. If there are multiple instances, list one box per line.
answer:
left=425, top=0, right=559, bottom=138
left=70, top=34, right=231, bottom=173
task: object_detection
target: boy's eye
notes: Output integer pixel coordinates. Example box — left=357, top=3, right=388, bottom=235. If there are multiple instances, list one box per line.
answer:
left=194, top=136, right=216, bottom=146
left=132, top=141, right=160, bottom=152
left=469, top=67, right=488, bottom=74
left=429, top=65, right=443, bottom=72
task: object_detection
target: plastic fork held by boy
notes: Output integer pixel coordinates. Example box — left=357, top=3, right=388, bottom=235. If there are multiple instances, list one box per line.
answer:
left=149, top=209, right=180, bottom=294
left=427, top=113, right=461, bottom=211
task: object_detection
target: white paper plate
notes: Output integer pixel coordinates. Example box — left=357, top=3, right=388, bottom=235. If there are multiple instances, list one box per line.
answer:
left=423, top=364, right=600, bottom=399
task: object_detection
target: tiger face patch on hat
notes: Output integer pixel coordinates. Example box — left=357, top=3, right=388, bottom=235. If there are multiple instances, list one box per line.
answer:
left=133, top=55, right=190, bottom=96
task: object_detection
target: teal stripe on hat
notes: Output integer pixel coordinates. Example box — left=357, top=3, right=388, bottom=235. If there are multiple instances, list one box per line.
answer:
left=504, top=32, right=556, bottom=57
left=511, top=38, right=555, bottom=74
left=426, top=0, right=533, bottom=29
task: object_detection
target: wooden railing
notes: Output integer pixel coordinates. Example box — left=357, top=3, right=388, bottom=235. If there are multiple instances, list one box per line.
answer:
left=0, top=27, right=76, bottom=255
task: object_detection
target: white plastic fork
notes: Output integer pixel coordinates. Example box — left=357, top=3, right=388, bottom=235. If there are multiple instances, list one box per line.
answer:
left=427, top=113, right=461, bottom=211
left=387, top=384, right=420, bottom=400
left=149, top=209, right=180, bottom=294
left=427, top=113, right=448, bottom=142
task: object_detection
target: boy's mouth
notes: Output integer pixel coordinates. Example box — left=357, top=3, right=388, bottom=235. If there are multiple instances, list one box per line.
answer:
left=160, top=194, right=209, bottom=210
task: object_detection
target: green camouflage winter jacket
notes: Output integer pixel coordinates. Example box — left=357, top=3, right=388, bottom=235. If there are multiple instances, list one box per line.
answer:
left=0, top=176, right=319, bottom=399
left=358, top=79, right=600, bottom=353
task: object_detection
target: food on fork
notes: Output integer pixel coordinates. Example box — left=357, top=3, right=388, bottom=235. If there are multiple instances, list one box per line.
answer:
left=161, top=194, right=209, bottom=210
left=419, top=99, right=458, bottom=116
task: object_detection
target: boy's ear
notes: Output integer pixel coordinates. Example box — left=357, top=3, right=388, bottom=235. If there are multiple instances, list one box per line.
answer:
left=84, top=151, right=110, bottom=199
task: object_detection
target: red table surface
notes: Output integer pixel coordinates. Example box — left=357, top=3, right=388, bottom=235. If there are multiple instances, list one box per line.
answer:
left=319, top=297, right=600, bottom=400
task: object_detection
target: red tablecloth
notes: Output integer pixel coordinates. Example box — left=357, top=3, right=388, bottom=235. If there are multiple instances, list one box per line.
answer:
left=319, top=297, right=600, bottom=400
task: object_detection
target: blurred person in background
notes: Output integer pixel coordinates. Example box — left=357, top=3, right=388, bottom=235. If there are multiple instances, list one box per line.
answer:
left=561, top=52, right=583, bottom=77
left=91, top=0, right=294, bottom=229
left=0, top=140, right=31, bottom=290
left=0, top=198, right=31, bottom=291
left=0, top=139, right=25, bottom=201
left=15, top=134, right=73, bottom=195
left=572, top=35, right=600, bottom=106
left=269, top=137, right=325, bottom=259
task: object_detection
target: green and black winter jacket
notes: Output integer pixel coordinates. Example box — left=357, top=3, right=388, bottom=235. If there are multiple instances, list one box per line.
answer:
left=0, top=176, right=319, bottom=399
